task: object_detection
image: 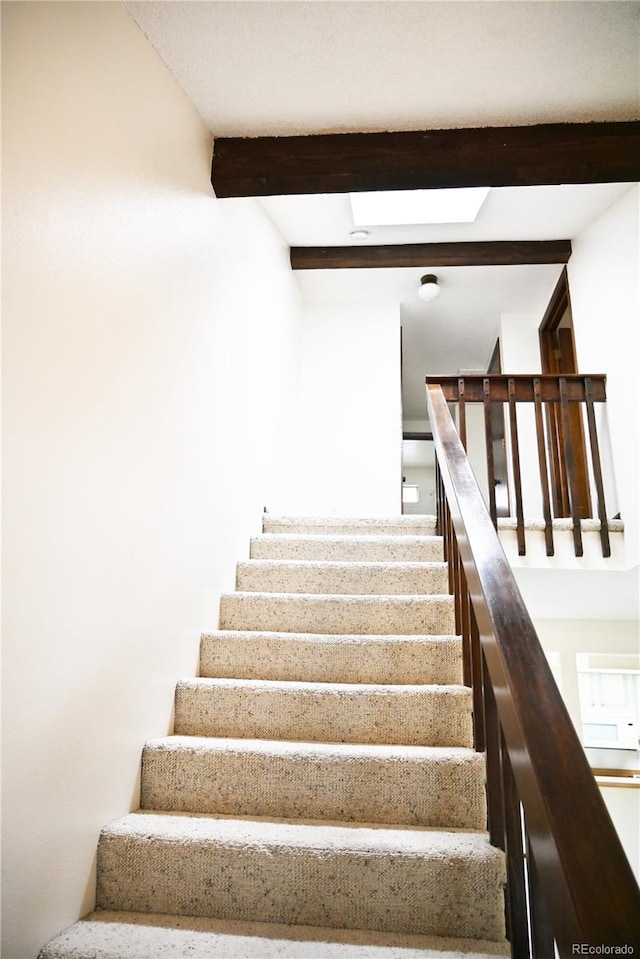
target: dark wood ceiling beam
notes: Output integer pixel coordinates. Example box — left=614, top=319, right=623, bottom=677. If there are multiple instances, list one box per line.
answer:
left=211, top=121, right=640, bottom=197
left=290, top=240, right=572, bottom=270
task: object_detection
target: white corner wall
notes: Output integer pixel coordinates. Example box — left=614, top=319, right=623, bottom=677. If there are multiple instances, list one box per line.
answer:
left=291, top=303, right=402, bottom=517
left=498, top=311, right=547, bottom=519
left=568, top=185, right=640, bottom=569
left=1, top=4, right=301, bottom=957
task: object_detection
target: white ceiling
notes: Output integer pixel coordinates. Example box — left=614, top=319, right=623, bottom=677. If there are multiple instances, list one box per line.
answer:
left=125, top=1, right=639, bottom=137
left=124, top=1, right=639, bottom=420
left=263, top=182, right=633, bottom=417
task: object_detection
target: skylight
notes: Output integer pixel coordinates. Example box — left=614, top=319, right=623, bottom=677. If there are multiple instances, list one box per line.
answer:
left=349, top=187, right=490, bottom=227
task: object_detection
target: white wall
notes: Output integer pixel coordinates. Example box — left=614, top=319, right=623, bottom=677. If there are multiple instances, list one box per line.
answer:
left=1, top=4, right=301, bottom=957
left=462, top=405, right=492, bottom=508
left=291, top=303, right=402, bottom=516
left=499, top=310, right=547, bottom=518
left=536, top=620, right=640, bottom=881
left=568, top=185, right=640, bottom=568
left=498, top=187, right=640, bottom=571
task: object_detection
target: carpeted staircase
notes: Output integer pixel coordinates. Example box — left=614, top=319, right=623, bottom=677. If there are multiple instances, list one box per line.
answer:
left=39, top=516, right=509, bottom=959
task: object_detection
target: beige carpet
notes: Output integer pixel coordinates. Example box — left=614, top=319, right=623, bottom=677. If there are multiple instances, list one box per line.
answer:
left=39, top=516, right=509, bottom=959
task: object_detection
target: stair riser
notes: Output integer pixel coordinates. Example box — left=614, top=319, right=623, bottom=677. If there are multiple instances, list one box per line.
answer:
left=96, top=832, right=505, bottom=940
left=236, top=561, right=449, bottom=595
left=199, top=632, right=463, bottom=685
left=174, top=682, right=473, bottom=747
left=219, top=594, right=455, bottom=636
left=250, top=535, right=444, bottom=562
left=141, top=743, right=486, bottom=828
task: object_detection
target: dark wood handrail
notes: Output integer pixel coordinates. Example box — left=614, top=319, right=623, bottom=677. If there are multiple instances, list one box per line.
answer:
left=427, top=382, right=640, bottom=956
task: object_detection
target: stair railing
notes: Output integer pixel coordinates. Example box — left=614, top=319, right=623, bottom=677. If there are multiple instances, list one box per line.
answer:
left=427, top=382, right=640, bottom=958
left=425, top=374, right=611, bottom=558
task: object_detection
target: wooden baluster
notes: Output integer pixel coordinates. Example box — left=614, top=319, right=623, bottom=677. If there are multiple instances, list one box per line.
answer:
left=533, top=378, right=554, bottom=556
left=483, top=377, right=498, bottom=528
left=440, top=471, right=448, bottom=558
left=482, top=651, right=504, bottom=847
left=458, top=376, right=467, bottom=449
left=584, top=376, right=611, bottom=558
left=453, top=535, right=462, bottom=635
left=435, top=461, right=443, bottom=537
left=469, top=600, right=485, bottom=752
left=446, top=502, right=454, bottom=593
left=460, top=565, right=471, bottom=653
left=526, top=838, right=556, bottom=958
left=461, top=596, right=473, bottom=691
left=501, top=734, right=530, bottom=958
left=459, top=563, right=472, bottom=691
left=559, top=376, right=583, bottom=556
left=507, top=377, right=526, bottom=555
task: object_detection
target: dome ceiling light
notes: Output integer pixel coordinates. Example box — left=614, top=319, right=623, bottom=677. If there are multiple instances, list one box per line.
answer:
left=418, top=274, right=440, bottom=301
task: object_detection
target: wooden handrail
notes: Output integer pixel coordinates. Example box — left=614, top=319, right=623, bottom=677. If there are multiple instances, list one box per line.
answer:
left=426, top=372, right=607, bottom=403
left=427, top=383, right=640, bottom=956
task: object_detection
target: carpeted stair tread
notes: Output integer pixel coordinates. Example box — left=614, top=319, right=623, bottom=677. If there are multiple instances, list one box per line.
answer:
left=38, top=911, right=511, bottom=959
left=38, top=514, right=507, bottom=957
left=141, top=736, right=486, bottom=828
left=219, top=592, right=455, bottom=635
left=236, top=560, right=449, bottom=595
left=174, top=678, right=473, bottom=746
left=250, top=533, right=445, bottom=562
left=263, top=516, right=437, bottom=536
left=96, top=812, right=506, bottom=941
left=199, top=631, right=463, bottom=684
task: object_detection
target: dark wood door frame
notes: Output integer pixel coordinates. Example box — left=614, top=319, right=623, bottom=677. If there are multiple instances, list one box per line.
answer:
left=539, top=269, right=592, bottom=518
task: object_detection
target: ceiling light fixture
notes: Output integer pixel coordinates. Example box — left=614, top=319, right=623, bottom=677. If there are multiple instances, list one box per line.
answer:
left=349, top=229, right=370, bottom=240
left=418, top=274, right=440, bottom=301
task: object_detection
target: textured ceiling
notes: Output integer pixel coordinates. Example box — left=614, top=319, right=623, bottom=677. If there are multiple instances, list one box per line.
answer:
left=125, top=1, right=640, bottom=137
left=123, top=1, right=639, bottom=421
